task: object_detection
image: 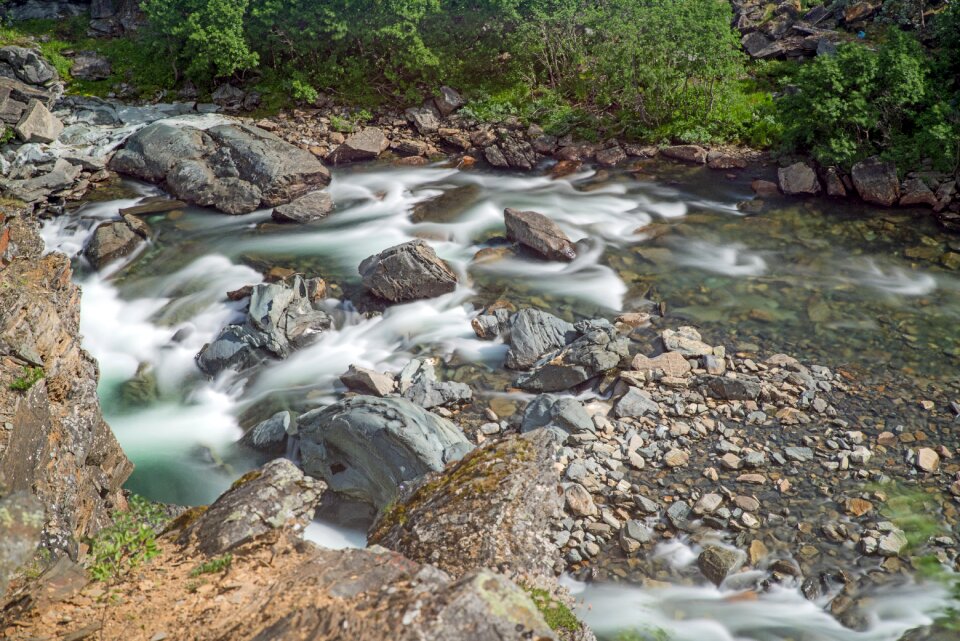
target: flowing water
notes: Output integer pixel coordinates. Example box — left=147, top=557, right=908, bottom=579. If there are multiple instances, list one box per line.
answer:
left=42, top=157, right=960, bottom=640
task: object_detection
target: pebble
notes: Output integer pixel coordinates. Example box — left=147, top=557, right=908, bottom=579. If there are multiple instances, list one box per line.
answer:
left=916, top=447, right=940, bottom=472
left=664, top=449, right=689, bottom=467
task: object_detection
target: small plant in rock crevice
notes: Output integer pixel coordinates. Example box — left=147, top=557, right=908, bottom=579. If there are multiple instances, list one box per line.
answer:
left=86, top=495, right=169, bottom=582
left=523, top=587, right=581, bottom=634
left=190, top=553, right=233, bottom=577
left=9, top=366, right=44, bottom=392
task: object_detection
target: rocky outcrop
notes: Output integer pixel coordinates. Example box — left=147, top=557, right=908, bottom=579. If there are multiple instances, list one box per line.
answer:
left=297, top=395, right=473, bottom=509
left=110, top=121, right=331, bottom=214
left=504, top=207, right=577, bottom=262
left=370, top=430, right=564, bottom=578
left=178, top=458, right=325, bottom=555
left=851, top=156, right=899, bottom=206
left=0, top=213, right=132, bottom=556
left=358, top=240, right=458, bottom=302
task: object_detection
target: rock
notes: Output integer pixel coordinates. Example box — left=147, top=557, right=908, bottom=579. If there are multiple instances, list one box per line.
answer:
left=825, top=167, right=847, bottom=197
left=742, top=31, right=772, bottom=57
left=878, top=529, right=908, bottom=556
left=778, top=162, right=820, bottom=195
left=14, top=99, right=62, bottom=143
left=845, top=497, right=873, bottom=517
left=0, top=491, right=44, bottom=595
left=298, top=396, right=473, bottom=508
left=358, top=240, right=458, bottom=302
left=517, top=319, right=629, bottom=392
left=400, top=359, right=472, bottom=409
left=662, top=145, right=707, bottom=164
left=370, top=431, right=562, bottom=578
left=0, top=157, right=82, bottom=202
left=340, top=365, right=396, bottom=396
left=211, top=83, right=246, bottom=110
left=564, top=482, right=597, bottom=516
left=70, top=51, right=112, bottom=80
left=707, top=150, right=747, bottom=170
left=406, top=106, right=440, bottom=135
left=521, top=394, right=594, bottom=436
left=619, top=520, right=653, bottom=553
left=0, top=46, right=57, bottom=85
left=899, top=178, right=938, bottom=207
left=111, top=121, right=331, bottom=214
left=751, top=179, right=780, bottom=197
left=851, top=157, right=899, bottom=206
left=595, top=146, right=627, bottom=167
left=327, top=127, right=389, bottom=164
left=664, top=449, right=689, bottom=468
left=693, top=493, right=723, bottom=515
left=504, top=208, right=576, bottom=262
left=661, top=326, right=712, bottom=357
left=239, top=411, right=294, bottom=455
left=844, top=0, right=878, bottom=22
left=500, top=138, right=537, bottom=170
left=784, top=446, right=814, bottom=462
left=614, top=387, right=660, bottom=418
left=434, top=86, right=465, bottom=117
left=179, top=459, right=324, bottom=554
left=698, top=375, right=762, bottom=401
left=271, top=190, right=335, bottom=223
left=484, top=145, right=509, bottom=168
left=698, top=545, right=746, bottom=586
left=505, top=308, right=577, bottom=370
left=916, top=447, right=940, bottom=472
left=411, top=184, right=481, bottom=223
left=83, top=218, right=144, bottom=269
left=631, top=351, right=691, bottom=377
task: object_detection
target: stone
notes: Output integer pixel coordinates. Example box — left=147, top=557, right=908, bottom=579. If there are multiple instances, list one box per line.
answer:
left=340, top=365, right=396, bottom=396
left=516, top=319, right=629, bottom=392
left=784, top=446, right=814, bottom=462
left=614, top=387, right=660, bottom=418
left=14, top=99, right=62, bottom=143
left=434, top=86, right=465, bottom=117
left=239, top=411, right=294, bottom=455
left=619, top=520, right=653, bottom=553
left=751, top=179, right=780, bottom=197
left=0, top=157, right=81, bottom=202
left=211, top=83, right=246, bottom=110
left=71, top=51, right=112, bottom=80
left=631, top=351, right=691, bottom=377
left=698, top=545, right=746, bottom=586
left=271, top=190, right=335, bottom=223
left=661, top=326, right=712, bottom=356
left=899, top=178, right=938, bottom=207
left=359, top=240, right=458, bottom=302
left=742, top=31, right=773, bottom=57
left=504, top=308, right=577, bottom=370
left=693, top=493, right=723, bottom=515
left=851, top=157, right=899, bottom=206
left=735, top=495, right=760, bottom=512
left=844, top=0, right=878, bottom=22
left=401, top=359, right=472, bottom=409
left=327, top=127, right=390, bottom=164
left=0, top=46, right=57, bottom=85
left=564, top=482, right=597, bottom=516
left=662, top=145, right=707, bottom=164
left=825, top=167, right=847, bottom=197
left=83, top=218, right=143, bottom=269
left=778, top=162, right=820, bottom=195
left=521, top=394, right=594, bottom=436
left=500, top=138, right=537, bottom=170
left=596, top=146, right=627, bottom=167
left=503, top=207, right=577, bottom=262
left=405, top=106, right=440, bottom=135
left=179, top=459, right=324, bottom=554
left=707, top=150, right=747, bottom=170
left=0, top=491, right=44, bottom=595
left=845, top=497, right=873, bottom=517
left=298, top=396, right=473, bottom=508
left=664, top=449, right=689, bottom=467
left=878, top=529, right=908, bottom=556
left=916, top=447, right=940, bottom=472
left=698, top=375, right=762, bottom=401
left=484, top=145, right=509, bottom=168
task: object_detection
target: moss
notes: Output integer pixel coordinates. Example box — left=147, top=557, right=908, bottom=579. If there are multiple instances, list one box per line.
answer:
left=161, top=505, right=208, bottom=535
left=523, top=587, right=582, bottom=634
left=230, top=470, right=263, bottom=491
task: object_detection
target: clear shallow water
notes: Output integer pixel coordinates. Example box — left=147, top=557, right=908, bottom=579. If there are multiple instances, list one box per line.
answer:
left=43, top=160, right=960, bottom=640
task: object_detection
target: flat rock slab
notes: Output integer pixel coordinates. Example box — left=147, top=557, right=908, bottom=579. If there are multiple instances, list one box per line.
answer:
left=504, top=207, right=576, bottom=261
left=327, top=127, right=389, bottom=164
left=271, top=190, right=334, bottom=223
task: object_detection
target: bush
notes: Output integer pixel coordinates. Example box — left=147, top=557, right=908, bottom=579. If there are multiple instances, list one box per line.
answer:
left=87, top=496, right=168, bottom=582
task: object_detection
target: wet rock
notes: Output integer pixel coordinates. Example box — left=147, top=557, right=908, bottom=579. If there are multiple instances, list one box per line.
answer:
left=340, top=365, right=396, bottom=397
left=70, top=51, right=112, bottom=80
left=359, top=240, right=458, bottom=302
left=614, top=388, right=660, bottom=418
left=327, top=127, right=389, bottom=164
left=825, top=167, right=847, bottom=197
left=370, top=430, right=562, bottom=578
left=14, top=98, right=62, bottom=143
left=83, top=218, right=144, bottom=270
left=778, top=161, right=820, bottom=195
left=751, top=179, right=780, bottom=197
left=698, top=375, right=762, bottom=401
left=878, top=529, right=908, bottom=556
left=698, top=545, right=746, bottom=586
left=619, top=520, right=653, bottom=553
left=707, top=150, right=747, bottom=170
left=517, top=319, right=629, bottom=392
left=521, top=394, right=595, bottom=436
left=899, top=178, right=938, bottom=208
left=662, top=145, right=707, bottom=164
left=401, top=358, right=472, bottom=409
left=179, top=458, right=325, bottom=554
left=298, top=395, right=473, bottom=508
left=595, top=146, right=627, bottom=167
left=784, top=446, right=814, bottom=462
left=565, top=482, right=597, bottom=517
left=664, top=449, right=689, bottom=468
left=484, top=144, right=509, bottom=168
left=271, top=190, right=334, bottom=223
left=239, top=411, right=294, bottom=455
left=851, top=157, right=899, bottom=206
left=505, top=308, right=577, bottom=370
left=504, top=207, right=577, bottom=262
left=411, top=184, right=481, bottom=223
left=434, top=86, right=465, bottom=117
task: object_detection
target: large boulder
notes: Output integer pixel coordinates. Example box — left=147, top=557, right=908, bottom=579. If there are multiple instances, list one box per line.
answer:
left=504, top=208, right=577, bottom=262
left=434, top=86, right=465, bottom=117
left=662, top=145, right=707, bottom=164
left=271, top=190, right=335, bottom=223
left=0, top=46, right=57, bottom=86
left=83, top=217, right=147, bottom=270
left=899, top=178, right=938, bottom=208
left=14, top=99, right=62, bottom=143
left=110, top=121, right=331, bottom=214
left=179, top=458, right=325, bottom=554
left=517, top=319, right=629, bottom=392
left=504, top=308, right=578, bottom=369
left=298, top=395, right=473, bottom=508
left=777, top=161, right=820, bottom=195
left=370, top=430, right=563, bottom=578
left=326, top=127, right=389, bottom=164
left=851, top=156, right=899, bottom=206
left=359, top=240, right=458, bottom=302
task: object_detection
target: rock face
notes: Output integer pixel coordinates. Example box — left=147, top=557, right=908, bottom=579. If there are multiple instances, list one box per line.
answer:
left=778, top=161, right=820, bottom=195
left=358, top=240, right=458, bottom=302
left=326, top=127, right=390, bottom=164
left=83, top=217, right=147, bottom=270
left=370, top=430, right=563, bottom=578
left=298, top=395, right=473, bottom=508
left=271, top=190, right=335, bottom=223
left=0, top=214, right=132, bottom=556
left=517, top=319, right=629, bottom=392
left=110, top=121, right=331, bottom=214
left=179, top=458, right=326, bottom=555
left=851, top=156, right=899, bottom=206
left=197, top=276, right=331, bottom=376
left=504, top=207, right=577, bottom=261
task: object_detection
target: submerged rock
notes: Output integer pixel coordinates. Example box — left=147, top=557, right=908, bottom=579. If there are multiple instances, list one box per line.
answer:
left=83, top=217, right=146, bottom=270
left=504, top=207, right=577, bottom=262
left=271, top=190, right=334, bottom=223
left=359, top=240, right=458, bottom=302
left=298, top=395, right=473, bottom=508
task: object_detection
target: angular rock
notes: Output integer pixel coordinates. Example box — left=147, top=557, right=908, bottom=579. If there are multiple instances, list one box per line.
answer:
left=406, top=106, right=440, bottom=135
left=70, top=51, right=112, bottom=80
left=698, top=545, right=746, bottom=586
left=851, top=157, right=899, bottom=206
left=778, top=161, right=820, bottom=195
left=742, top=31, right=772, bottom=57
left=517, top=319, right=629, bottom=392
left=400, top=358, right=472, bottom=409
left=359, top=240, right=458, bottom=302
left=179, top=459, right=325, bottom=554
left=698, top=375, right=762, bottom=401
left=327, top=127, right=389, bottom=164
left=434, top=86, right=465, bottom=117
left=619, top=520, right=653, bottom=554
left=614, top=387, right=660, bottom=418
left=484, top=145, right=509, bottom=168
left=825, top=167, right=847, bottom=197
left=504, top=207, right=576, bottom=262
left=298, top=395, right=473, bottom=508
left=631, top=351, right=691, bottom=377
left=0, top=157, right=81, bottom=202
left=521, top=394, right=594, bottom=436
left=500, top=138, right=537, bottom=170
left=916, top=447, right=940, bottom=472
left=661, top=326, right=712, bottom=357
left=83, top=218, right=143, bottom=269
left=239, top=411, right=294, bottom=455
left=595, top=146, right=627, bottom=167
left=505, top=308, right=577, bottom=370
left=271, top=190, right=335, bottom=223
left=0, top=46, right=57, bottom=85
left=707, top=150, right=747, bottom=170
left=662, top=145, right=707, bottom=164
left=899, top=178, right=938, bottom=208
left=564, top=482, right=597, bottom=517
left=340, top=365, right=396, bottom=396
left=14, top=99, right=62, bottom=143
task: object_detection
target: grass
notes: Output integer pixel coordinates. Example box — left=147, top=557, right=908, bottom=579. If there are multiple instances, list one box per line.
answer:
left=9, top=366, right=44, bottom=391
left=189, top=553, right=232, bottom=577
left=524, top=587, right=582, bottom=634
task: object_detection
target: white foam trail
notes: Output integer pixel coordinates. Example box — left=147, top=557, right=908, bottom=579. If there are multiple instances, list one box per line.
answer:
left=841, top=259, right=938, bottom=297
left=670, top=240, right=768, bottom=277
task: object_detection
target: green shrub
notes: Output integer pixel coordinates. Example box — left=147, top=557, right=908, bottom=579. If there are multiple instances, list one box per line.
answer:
left=87, top=496, right=168, bottom=582
left=9, top=366, right=44, bottom=392
left=189, top=553, right=233, bottom=577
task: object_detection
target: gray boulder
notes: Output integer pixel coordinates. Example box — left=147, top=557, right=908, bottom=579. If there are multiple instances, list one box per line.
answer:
left=504, top=208, right=577, bottom=262
left=899, top=177, right=938, bottom=207
left=851, top=156, right=899, bottom=206
left=327, top=127, right=389, bottom=164
left=434, top=86, right=465, bottom=117
left=405, top=106, right=440, bottom=135
left=0, top=46, right=57, bottom=85
left=298, top=395, right=473, bottom=508
left=359, top=240, right=458, bottom=302
left=400, top=358, right=472, bottom=409
left=271, top=190, right=334, bottom=223
left=517, top=319, right=629, bottom=392
left=698, top=545, right=747, bottom=586
left=83, top=217, right=146, bottom=269
left=500, top=138, right=538, bottom=170
left=698, top=375, right=762, bottom=401
left=614, top=387, right=660, bottom=418
left=71, top=51, right=112, bottom=80
left=179, top=458, right=325, bottom=554
left=196, top=324, right=270, bottom=375
left=239, top=410, right=295, bottom=455
left=340, top=364, right=396, bottom=396
left=521, top=394, right=595, bottom=437
left=0, top=157, right=81, bottom=202
left=778, top=161, right=820, bottom=195
left=14, top=99, right=62, bottom=143
left=505, top=308, right=577, bottom=370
